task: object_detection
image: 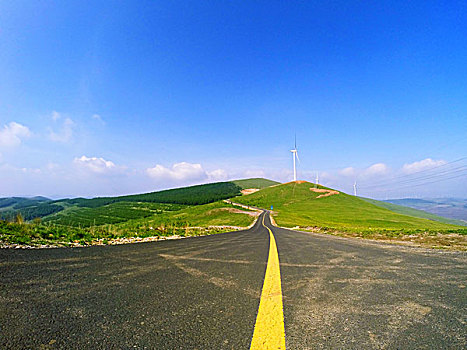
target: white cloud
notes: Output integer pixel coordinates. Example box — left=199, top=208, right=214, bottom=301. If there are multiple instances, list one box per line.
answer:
left=46, top=162, right=60, bottom=171
left=0, top=121, right=31, bottom=148
left=49, top=112, right=74, bottom=142
left=402, top=158, right=446, bottom=174
left=244, top=169, right=266, bottom=178
left=146, top=162, right=208, bottom=182
left=51, top=110, right=61, bottom=121
left=92, top=114, right=105, bottom=125
left=208, top=169, right=228, bottom=181
left=339, top=166, right=356, bottom=177
left=74, top=155, right=116, bottom=174
left=364, top=163, right=388, bottom=176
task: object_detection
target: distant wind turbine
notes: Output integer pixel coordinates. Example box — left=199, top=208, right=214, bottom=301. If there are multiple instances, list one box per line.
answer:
left=353, top=180, right=357, bottom=196
left=290, top=136, right=300, bottom=182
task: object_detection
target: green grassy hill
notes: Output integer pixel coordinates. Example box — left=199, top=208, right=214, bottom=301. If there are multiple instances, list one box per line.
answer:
left=233, top=181, right=464, bottom=232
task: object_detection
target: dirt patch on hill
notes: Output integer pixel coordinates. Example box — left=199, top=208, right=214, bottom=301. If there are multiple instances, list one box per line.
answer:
left=241, top=188, right=260, bottom=195
left=310, top=188, right=340, bottom=198
left=283, top=180, right=307, bottom=185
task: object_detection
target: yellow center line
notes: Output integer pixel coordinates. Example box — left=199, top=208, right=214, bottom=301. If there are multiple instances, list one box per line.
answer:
left=250, top=213, right=286, bottom=350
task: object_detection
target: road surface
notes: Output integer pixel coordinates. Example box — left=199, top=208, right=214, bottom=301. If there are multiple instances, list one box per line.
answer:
left=1, top=212, right=466, bottom=349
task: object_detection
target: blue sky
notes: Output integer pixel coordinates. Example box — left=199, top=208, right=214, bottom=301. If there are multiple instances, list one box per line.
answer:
left=0, top=1, right=466, bottom=198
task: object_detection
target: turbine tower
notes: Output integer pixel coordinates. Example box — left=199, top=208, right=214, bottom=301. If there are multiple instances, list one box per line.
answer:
left=290, top=136, right=299, bottom=181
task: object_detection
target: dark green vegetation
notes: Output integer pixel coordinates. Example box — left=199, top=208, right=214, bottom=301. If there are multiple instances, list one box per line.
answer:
left=232, top=178, right=279, bottom=189
left=43, top=202, right=186, bottom=227
left=0, top=196, right=49, bottom=209
left=0, top=196, right=64, bottom=221
left=233, top=181, right=466, bottom=248
left=61, top=181, right=244, bottom=208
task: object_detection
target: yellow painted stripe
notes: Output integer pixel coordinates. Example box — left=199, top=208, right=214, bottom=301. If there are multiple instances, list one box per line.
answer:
left=250, top=214, right=286, bottom=350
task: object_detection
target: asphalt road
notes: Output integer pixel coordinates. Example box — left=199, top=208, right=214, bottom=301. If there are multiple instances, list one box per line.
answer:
left=1, top=212, right=466, bottom=349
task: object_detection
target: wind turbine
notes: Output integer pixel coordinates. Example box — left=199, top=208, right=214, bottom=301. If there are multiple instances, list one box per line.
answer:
left=290, top=136, right=300, bottom=182
left=353, top=180, right=357, bottom=196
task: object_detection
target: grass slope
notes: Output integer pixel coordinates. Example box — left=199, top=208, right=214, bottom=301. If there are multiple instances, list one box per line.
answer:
left=234, top=181, right=464, bottom=232
left=362, top=198, right=467, bottom=226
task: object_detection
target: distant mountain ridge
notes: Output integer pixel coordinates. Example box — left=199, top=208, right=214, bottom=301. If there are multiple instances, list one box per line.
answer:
left=384, top=198, right=467, bottom=222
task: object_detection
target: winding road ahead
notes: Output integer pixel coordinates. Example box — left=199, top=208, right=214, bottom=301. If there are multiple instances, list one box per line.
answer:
left=1, top=212, right=466, bottom=349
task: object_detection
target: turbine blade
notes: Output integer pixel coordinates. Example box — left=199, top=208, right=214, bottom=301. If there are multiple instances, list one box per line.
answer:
left=294, top=134, right=297, bottom=149
left=296, top=151, right=300, bottom=163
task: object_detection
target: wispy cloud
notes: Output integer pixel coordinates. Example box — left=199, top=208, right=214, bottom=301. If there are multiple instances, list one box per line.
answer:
left=51, top=111, right=61, bottom=121
left=92, top=114, right=105, bottom=125
left=339, top=166, right=356, bottom=177
left=364, top=162, right=389, bottom=176
left=207, top=168, right=228, bottom=181
left=48, top=112, right=74, bottom=142
left=335, top=163, right=389, bottom=180
left=146, top=162, right=233, bottom=185
left=73, top=155, right=117, bottom=174
left=146, top=162, right=207, bottom=182
left=402, top=158, right=446, bottom=174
